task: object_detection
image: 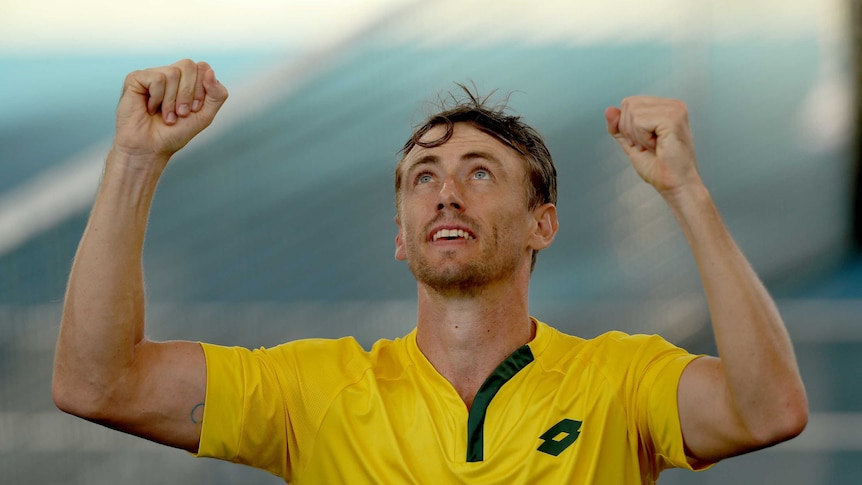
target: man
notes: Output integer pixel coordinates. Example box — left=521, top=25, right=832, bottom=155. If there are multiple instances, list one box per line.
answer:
left=53, top=59, right=807, bottom=483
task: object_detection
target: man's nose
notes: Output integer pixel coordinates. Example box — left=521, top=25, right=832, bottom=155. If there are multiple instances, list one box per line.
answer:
left=437, top=177, right=465, bottom=212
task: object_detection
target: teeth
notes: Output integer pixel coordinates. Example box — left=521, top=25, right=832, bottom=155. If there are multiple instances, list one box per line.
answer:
left=433, top=229, right=474, bottom=241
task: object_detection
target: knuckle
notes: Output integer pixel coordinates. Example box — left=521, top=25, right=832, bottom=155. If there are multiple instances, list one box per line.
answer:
left=180, top=83, right=195, bottom=97
left=671, top=100, right=689, bottom=121
left=165, top=66, right=181, bottom=83
left=176, top=58, right=196, bottom=69
left=124, top=70, right=140, bottom=84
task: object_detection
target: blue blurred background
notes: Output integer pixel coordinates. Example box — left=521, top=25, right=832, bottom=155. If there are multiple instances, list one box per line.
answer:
left=1, top=0, right=860, bottom=483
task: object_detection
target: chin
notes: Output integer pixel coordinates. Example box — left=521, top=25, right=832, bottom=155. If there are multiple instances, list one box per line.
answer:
left=411, top=260, right=512, bottom=296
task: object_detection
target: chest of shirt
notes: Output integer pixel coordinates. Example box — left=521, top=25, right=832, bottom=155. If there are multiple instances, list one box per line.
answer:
left=291, top=363, right=642, bottom=484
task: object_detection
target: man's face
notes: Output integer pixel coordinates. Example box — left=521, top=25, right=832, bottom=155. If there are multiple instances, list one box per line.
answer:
left=395, top=122, right=551, bottom=295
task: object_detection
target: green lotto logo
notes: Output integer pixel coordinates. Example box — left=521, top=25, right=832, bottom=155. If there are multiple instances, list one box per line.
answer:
left=537, top=418, right=582, bottom=456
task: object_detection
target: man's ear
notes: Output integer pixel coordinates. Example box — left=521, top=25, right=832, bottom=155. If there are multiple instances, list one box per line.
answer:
left=529, top=203, right=558, bottom=251
left=394, top=216, right=407, bottom=261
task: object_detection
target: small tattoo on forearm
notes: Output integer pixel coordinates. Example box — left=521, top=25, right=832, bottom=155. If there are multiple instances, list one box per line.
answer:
left=190, top=402, right=204, bottom=425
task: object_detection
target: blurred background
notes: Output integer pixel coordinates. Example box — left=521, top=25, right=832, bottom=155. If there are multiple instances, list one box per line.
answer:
left=1, top=0, right=860, bottom=483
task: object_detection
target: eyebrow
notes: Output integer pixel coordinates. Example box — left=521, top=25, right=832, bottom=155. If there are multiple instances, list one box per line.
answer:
left=403, top=151, right=507, bottom=176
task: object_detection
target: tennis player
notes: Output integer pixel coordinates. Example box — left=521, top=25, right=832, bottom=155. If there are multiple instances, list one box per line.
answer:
left=53, top=59, right=807, bottom=483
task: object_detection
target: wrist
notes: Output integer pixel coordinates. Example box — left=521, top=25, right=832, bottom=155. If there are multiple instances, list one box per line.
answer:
left=660, top=178, right=711, bottom=210
left=661, top=180, right=716, bottom=222
left=105, top=147, right=169, bottom=182
left=100, top=147, right=169, bottom=204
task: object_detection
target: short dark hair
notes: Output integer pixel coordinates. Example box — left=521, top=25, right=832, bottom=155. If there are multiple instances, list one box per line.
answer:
left=396, top=85, right=558, bottom=270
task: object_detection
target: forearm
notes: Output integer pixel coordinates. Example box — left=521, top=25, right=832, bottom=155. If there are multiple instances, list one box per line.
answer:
left=666, top=182, right=807, bottom=439
left=53, top=149, right=167, bottom=413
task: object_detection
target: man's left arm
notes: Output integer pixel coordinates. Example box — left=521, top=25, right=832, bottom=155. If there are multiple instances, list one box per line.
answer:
left=605, top=96, right=808, bottom=464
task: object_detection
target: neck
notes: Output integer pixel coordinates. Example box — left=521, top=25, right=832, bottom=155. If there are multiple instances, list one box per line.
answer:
left=414, top=276, right=535, bottom=409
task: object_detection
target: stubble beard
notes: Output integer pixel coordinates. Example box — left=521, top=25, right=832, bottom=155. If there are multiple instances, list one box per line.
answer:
left=406, top=228, right=522, bottom=298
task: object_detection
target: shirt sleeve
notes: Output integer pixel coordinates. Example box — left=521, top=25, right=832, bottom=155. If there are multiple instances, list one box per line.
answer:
left=193, top=342, right=290, bottom=480
left=625, top=334, right=715, bottom=473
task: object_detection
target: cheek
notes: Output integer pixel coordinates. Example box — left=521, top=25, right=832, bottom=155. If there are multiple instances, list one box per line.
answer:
left=494, top=209, right=534, bottom=244
left=399, top=217, right=423, bottom=246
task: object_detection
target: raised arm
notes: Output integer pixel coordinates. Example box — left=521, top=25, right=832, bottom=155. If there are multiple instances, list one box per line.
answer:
left=52, top=59, right=229, bottom=452
left=605, top=97, right=808, bottom=463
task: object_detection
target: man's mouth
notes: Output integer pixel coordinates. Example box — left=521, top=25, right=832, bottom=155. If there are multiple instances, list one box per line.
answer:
left=432, top=228, right=475, bottom=242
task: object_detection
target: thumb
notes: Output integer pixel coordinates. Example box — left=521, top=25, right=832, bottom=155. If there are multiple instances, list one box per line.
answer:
left=198, top=68, right=229, bottom=120
left=604, top=106, right=621, bottom=136
left=604, top=105, right=636, bottom=154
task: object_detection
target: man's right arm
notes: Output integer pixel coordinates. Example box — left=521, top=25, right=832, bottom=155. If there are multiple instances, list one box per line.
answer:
left=52, top=59, right=229, bottom=452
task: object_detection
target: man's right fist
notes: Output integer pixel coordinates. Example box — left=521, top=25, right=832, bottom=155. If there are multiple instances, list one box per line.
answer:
left=114, top=59, right=229, bottom=161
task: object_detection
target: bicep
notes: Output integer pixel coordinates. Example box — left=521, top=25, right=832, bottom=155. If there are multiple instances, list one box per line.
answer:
left=97, top=340, right=207, bottom=453
left=677, top=356, right=759, bottom=463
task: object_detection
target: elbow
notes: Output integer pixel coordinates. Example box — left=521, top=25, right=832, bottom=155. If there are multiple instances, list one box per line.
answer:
left=52, top=373, right=90, bottom=418
left=778, top=396, right=809, bottom=442
left=751, top=387, right=809, bottom=448
left=52, top=377, right=78, bottom=416
left=52, top=368, right=113, bottom=421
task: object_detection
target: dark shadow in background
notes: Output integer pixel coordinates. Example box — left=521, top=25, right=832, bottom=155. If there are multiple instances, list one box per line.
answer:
left=854, top=0, right=862, bottom=249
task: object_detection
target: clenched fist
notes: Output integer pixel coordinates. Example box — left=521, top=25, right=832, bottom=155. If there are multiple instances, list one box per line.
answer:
left=113, top=59, right=229, bottom=164
left=605, top=96, right=701, bottom=196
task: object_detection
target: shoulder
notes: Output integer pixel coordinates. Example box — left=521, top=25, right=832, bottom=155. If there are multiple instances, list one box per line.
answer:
left=271, top=336, right=369, bottom=365
left=201, top=334, right=412, bottom=383
left=535, top=323, right=691, bottom=376
left=590, top=330, right=683, bottom=355
left=267, top=335, right=411, bottom=381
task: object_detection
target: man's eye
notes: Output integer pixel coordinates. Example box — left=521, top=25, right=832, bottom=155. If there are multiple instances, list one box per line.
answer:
left=473, top=169, right=490, bottom=180
left=417, top=174, right=433, bottom=184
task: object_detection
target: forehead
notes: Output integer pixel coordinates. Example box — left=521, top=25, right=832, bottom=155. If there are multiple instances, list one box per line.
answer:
left=402, top=122, right=524, bottom=169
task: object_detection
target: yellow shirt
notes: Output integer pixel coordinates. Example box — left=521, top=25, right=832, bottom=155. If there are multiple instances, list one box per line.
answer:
left=196, top=320, right=705, bottom=484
